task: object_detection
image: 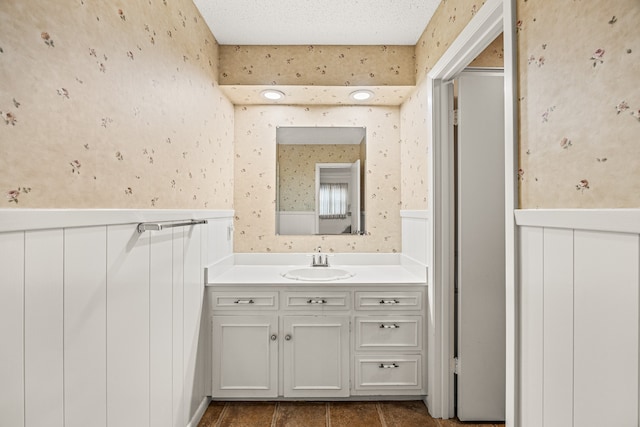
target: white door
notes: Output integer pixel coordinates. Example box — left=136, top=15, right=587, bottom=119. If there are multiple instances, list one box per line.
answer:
left=456, top=70, right=505, bottom=421
left=211, top=315, right=278, bottom=398
left=283, top=316, right=350, bottom=398
left=350, top=159, right=361, bottom=234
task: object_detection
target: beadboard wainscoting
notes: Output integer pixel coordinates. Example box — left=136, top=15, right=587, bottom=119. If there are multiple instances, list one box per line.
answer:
left=0, top=209, right=234, bottom=427
left=400, top=210, right=433, bottom=410
left=515, top=209, right=640, bottom=427
left=400, top=210, right=430, bottom=266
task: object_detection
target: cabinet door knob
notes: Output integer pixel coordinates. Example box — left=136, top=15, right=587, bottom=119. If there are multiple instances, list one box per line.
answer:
left=379, top=299, right=400, bottom=305
left=285, top=334, right=292, bottom=341
left=270, top=334, right=277, bottom=341
left=379, top=363, right=399, bottom=369
left=379, top=323, right=400, bottom=329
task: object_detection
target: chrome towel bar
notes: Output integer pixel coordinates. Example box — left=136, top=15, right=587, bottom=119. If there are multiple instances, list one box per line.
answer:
left=137, top=219, right=208, bottom=233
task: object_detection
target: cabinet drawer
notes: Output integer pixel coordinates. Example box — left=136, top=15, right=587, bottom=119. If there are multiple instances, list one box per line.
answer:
left=210, top=291, right=278, bottom=310
left=282, top=291, right=350, bottom=310
left=355, top=316, right=422, bottom=351
left=355, top=291, right=422, bottom=310
left=354, top=355, right=422, bottom=391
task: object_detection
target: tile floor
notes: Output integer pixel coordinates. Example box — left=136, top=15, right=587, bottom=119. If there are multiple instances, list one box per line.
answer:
left=198, top=401, right=506, bottom=427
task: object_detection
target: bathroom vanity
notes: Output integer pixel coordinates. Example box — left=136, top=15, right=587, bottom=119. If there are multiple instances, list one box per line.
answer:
left=205, top=254, right=428, bottom=400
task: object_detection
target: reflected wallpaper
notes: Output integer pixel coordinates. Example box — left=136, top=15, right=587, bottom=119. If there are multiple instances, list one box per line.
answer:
left=278, top=144, right=361, bottom=212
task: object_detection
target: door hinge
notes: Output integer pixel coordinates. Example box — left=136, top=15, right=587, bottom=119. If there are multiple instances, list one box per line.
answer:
left=452, top=357, right=460, bottom=375
left=452, top=109, right=459, bottom=126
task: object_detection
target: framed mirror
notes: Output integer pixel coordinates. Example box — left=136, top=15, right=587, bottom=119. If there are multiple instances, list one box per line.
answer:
left=275, top=126, right=366, bottom=235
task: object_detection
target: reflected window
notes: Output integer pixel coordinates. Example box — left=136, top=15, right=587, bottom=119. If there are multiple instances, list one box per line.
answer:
left=319, top=183, right=348, bottom=219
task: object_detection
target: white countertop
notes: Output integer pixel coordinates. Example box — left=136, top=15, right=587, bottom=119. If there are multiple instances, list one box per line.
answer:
left=205, top=254, right=428, bottom=286
left=207, top=264, right=426, bottom=286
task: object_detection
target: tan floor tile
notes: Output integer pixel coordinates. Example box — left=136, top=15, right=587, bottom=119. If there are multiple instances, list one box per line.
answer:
left=274, top=402, right=327, bottom=427
left=379, top=401, right=438, bottom=427
left=198, top=402, right=226, bottom=427
left=329, top=402, right=383, bottom=427
left=218, top=401, right=277, bottom=427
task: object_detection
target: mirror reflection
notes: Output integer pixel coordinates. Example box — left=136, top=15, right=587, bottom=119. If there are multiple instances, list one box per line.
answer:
left=275, top=126, right=366, bottom=235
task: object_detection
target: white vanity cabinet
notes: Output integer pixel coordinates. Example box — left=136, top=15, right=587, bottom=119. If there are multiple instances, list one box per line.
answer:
left=283, top=315, right=350, bottom=397
left=209, top=289, right=351, bottom=398
left=208, top=285, right=425, bottom=399
left=212, top=314, right=278, bottom=397
left=352, top=291, right=424, bottom=395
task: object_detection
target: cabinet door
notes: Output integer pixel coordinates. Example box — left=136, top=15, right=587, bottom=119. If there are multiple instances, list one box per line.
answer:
left=211, top=315, right=278, bottom=398
left=283, top=316, right=350, bottom=398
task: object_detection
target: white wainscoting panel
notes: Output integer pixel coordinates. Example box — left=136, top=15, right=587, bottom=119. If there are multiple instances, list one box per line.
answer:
left=0, top=209, right=232, bottom=427
left=0, top=232, right=25, bottom=427
left=107, top=224, right=151, bottom=427
left=172, top=227, right=186, bottom=427
left=518, top=226, right=543, bottom=427
left=64, top=226, right=107, bottom=427
left=400, top=210, right=429, bottom=265
left=542, top=228, right=573, bottom=427
left=24, top=229, right=65, bottom=427
left=515, top=209, right=640, bottom=427
left=573, top=230, right=638, bottom=427
left=150, top=228, right=174, bottom=427
left=183, top=226, right=205, bottom=419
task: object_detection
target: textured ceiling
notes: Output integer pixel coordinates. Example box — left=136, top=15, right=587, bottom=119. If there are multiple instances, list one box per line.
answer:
left=193, top=0, right=442, bottom=45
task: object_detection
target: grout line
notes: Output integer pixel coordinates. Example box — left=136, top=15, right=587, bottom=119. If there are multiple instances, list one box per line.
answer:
left=376, top=402, right=388, bottom=427
left=270, top=402, right=279, bottom=427
left=326, top=402, right=331, bottom=427
left=213, top=402, right=228, bottom=427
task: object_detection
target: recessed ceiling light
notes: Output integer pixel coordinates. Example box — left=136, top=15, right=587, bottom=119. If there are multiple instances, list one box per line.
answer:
left=261, top=89, right=285, bottom=101
left=350, top=90, right=374, bottom=101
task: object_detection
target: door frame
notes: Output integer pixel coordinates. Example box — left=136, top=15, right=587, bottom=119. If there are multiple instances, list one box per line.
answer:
left=426, top=0, right=518, bottom=424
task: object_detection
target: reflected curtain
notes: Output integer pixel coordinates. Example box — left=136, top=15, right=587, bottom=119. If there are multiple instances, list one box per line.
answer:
left=319, top=183, right=348, bottom=219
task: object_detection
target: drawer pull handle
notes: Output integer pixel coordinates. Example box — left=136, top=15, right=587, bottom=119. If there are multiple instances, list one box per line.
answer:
left=379, top=363, right=399, bottom=369
left=234, top=299, right=255, bottom=304
left=379, top=323, right=400, bottom=329
left=307, top=299, right=327, bottom=304
left=379, top=299, right=400, bottom=305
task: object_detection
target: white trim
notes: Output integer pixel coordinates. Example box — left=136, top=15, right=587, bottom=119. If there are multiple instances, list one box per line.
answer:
left=186, top=396, right=212, bottom=427
left=400, top=210, right=430, bottom=220
left=0, top=209, right=234, bottom=233
left=427, top=0, right=503, bottom=81
left=515, top=209, right=640, bottom=234
left=426, top=0, right=516, bottom=421
left=503, top=1, right=519, bottom=426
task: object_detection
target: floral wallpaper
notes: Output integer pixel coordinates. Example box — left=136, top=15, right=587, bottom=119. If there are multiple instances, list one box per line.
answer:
left=517, top=0, right=640, bottom=208
left=234, top=105, right=401, bottom=253
left=402, top=0, right=502, bottom=210
left=277, top=144, right=361, bottom=212
left=415, top=0, right=491, bottom=83
left=0, top=0, right=234, bottom=208
left=219, top=45, right=415, bottom=86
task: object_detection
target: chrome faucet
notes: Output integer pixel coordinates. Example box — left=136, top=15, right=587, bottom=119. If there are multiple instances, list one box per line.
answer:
left=311, top=246, right=329, bottom=267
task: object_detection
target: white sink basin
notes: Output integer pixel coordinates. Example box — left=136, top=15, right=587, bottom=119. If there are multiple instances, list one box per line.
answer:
left=282, top=267, right=354, bottom=281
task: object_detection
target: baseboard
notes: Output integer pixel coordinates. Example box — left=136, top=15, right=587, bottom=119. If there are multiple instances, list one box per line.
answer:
left=186, top=396, right=212, bottom=427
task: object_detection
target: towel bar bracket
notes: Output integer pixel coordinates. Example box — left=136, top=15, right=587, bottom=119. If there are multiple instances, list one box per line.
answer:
left=137, top=219, right=208, bottom=233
